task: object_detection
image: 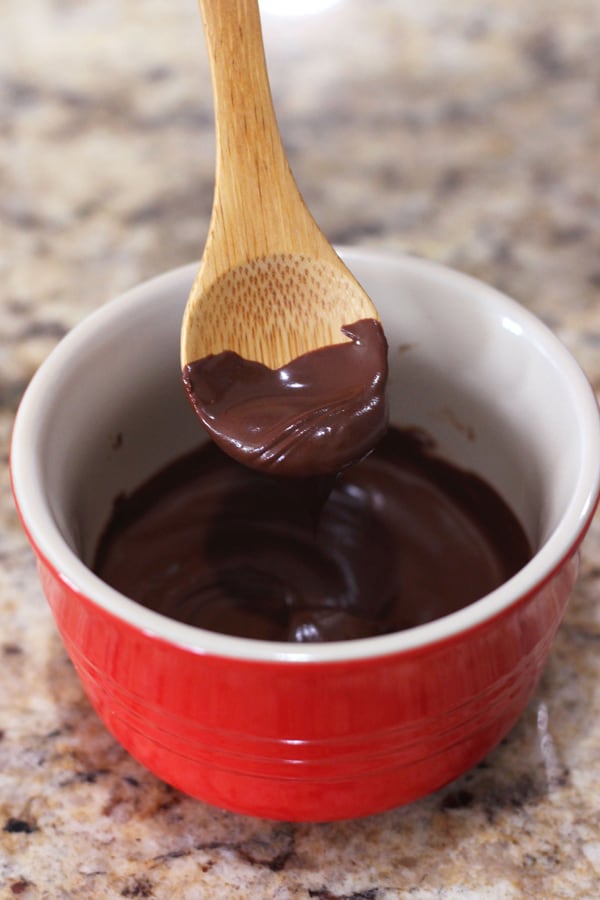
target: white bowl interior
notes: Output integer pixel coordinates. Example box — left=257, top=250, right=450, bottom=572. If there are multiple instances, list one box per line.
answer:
left=12, top=250, right=600, bottom=660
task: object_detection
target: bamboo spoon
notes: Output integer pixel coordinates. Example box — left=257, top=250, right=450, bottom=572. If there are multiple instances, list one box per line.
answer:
left=180, top=0, right=382, bottom=371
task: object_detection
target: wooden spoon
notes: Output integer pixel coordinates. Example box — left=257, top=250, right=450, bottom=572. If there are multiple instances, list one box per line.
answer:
left=180, top=0, right=381, bottom=371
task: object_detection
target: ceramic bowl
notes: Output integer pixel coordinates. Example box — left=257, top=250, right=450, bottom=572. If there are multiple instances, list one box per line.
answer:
left=11, top=249, right=600, bottom=821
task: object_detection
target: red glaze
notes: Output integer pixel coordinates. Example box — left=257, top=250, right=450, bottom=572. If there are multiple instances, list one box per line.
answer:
left=31, top=529, right=579, bottom=821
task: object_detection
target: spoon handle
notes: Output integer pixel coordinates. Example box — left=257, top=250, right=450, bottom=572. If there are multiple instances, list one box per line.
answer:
left=198, top=0, right=328, bottom=275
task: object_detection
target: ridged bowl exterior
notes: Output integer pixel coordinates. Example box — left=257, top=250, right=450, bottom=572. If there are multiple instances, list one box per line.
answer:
left=35, top=546, right=578, bottom=821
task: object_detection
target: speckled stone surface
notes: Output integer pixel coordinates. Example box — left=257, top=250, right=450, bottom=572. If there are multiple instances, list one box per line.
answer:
left=2, top=0, right=600, bottom=896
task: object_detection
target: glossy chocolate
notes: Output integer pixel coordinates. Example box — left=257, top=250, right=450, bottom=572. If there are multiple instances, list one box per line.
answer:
left=181, top=318, right=389, bottom=477
left=94, top=428, right=532, bottom=642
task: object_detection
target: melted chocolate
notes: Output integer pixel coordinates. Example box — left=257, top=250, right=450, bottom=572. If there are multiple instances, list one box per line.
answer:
left=182, top=318, right=388, bottom=477
left=94, top=428, right=532, bottom=642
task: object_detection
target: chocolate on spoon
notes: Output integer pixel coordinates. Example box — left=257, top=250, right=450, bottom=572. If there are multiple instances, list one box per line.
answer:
left=181, top=0, right=388, bottom=477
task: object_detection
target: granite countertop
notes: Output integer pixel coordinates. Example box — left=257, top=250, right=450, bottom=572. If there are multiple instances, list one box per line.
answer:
left=2, top=0, right=600, bottom=896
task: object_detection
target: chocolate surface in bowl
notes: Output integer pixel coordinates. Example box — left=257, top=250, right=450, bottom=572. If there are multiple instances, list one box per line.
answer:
left=93, top=426, right=532, bottom=642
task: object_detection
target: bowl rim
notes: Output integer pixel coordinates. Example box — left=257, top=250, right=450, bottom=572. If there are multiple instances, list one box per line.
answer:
left=10, top=248, right=600, bottom=663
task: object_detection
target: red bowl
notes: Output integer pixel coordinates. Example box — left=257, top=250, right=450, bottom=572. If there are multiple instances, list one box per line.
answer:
left=11, top=250, right=600, bottom=821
